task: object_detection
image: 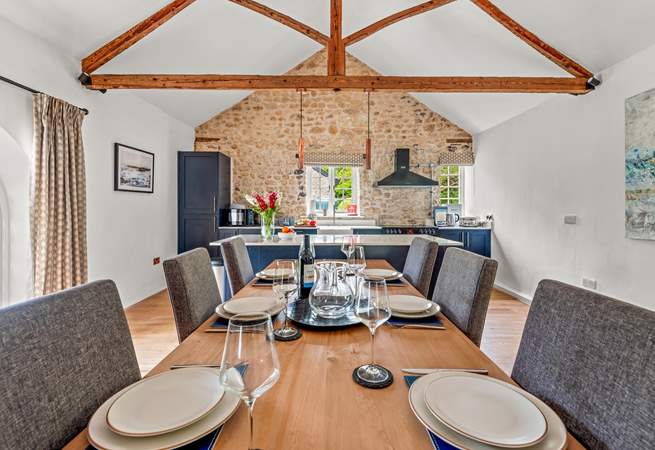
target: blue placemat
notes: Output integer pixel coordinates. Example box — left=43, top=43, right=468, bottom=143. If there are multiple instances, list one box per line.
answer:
left=404, top=376, right=460, bottom=450
left=388, top=315, right=443, bottom=327
left=210, top=317, right=229, bottom=330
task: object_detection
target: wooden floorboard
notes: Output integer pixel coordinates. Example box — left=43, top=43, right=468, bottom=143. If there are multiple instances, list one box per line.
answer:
left=125, top=288, right=529, bottom=376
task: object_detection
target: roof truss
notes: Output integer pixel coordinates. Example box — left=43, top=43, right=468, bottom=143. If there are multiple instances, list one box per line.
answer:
left=79, top=0, right=597, bottom=94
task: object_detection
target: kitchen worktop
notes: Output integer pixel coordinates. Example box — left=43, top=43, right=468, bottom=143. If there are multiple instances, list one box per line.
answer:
left=217, top=225, right=383, bottom=230
left=210, top=234, right=463, bottom=247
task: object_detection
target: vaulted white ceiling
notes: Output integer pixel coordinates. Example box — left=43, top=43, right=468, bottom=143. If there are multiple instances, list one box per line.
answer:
left=2, top=0, right=655, bottom=132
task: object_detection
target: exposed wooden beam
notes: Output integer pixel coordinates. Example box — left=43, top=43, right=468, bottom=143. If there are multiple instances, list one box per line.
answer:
left=228, top=0, right=328, bottom=45
left=327, top=0, right=345, bottom=76
left=81, top=0, right=196, bottom=74
left=470, top=0, right=592, bottom=79
left=85, top=74, right=591, bottom=93
left=344, top=0, right=455, bottom=47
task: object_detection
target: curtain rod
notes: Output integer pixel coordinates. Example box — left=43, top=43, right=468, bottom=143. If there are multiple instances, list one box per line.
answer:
left=0, top=74, right=89, bottom=115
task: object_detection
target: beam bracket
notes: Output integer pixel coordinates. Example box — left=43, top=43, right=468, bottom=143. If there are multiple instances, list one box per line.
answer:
left=78, top=72, right=92, bottom=86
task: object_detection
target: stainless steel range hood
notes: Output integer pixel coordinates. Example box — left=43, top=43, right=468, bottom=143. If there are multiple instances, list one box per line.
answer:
left=376, top=148, right=438, bottom=188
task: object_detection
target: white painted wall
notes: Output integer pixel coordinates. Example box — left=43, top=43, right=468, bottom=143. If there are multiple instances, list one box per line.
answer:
left=466, top=42, right=655, bottom=311
left=0, top=17, right=194, bottom=306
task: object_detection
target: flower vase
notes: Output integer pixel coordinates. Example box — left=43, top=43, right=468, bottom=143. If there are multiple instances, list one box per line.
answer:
left=260, top=213, right=276, bottom=240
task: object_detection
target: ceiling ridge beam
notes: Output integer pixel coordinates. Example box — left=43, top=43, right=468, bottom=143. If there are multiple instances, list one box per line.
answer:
left=327, top=0, right=345, bottom=75
left=470, top=0, right=593, bottom=79
left=228, top=0, right=328, bottom=45
left=84, top=74, right=591, bottom=94
left=80, top=0, right=196, bottom=75
left=343, top=0, right=455, bottom=47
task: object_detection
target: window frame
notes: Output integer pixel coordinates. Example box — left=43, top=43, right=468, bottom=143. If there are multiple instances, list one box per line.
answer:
left=438, top=165, right=464, bottom=207
left=306, top=165, right=360, bottom=217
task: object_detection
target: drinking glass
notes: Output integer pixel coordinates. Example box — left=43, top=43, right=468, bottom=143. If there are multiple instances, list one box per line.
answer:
left=272, top=260, right=302, bottom=341
left=348, top=245, right=366, bottom=275
left=219, top=313, right=280, bottom=450
left=353, top=277, right=393, bottom=388
left=341, top=237, right=356, bottom=260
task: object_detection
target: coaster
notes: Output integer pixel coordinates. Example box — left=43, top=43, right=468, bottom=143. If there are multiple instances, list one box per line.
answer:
left=274, top=327, right=302, bottom=341
left=352, top=364, right=394, bottom=389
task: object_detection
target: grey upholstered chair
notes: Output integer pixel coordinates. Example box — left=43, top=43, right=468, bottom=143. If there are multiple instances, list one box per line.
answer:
left=220, top=236, right=255, bottom=295
left=164, top=248, right=221, bottom=342
left=432, top=247, right=498, bottom=346
left=512, top=280, right=655, bottom=450
left=402, top=236, right=439, bottom=297
left=0, top=280, right=141, bottom=450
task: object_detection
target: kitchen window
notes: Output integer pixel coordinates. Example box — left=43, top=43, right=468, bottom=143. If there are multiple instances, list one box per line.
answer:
left=438, top=165, right=463, bottom=206
left=306, top=166, right=360, bottom=216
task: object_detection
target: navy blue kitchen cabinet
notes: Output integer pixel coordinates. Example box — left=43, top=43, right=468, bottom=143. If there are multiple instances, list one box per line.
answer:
left=178, top=151, right=231, bottom=257
left=436, top=229, right=491, bottom=257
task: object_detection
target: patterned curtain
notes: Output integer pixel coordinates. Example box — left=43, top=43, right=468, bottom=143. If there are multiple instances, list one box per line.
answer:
left=31, top=93, right=88, bottom=296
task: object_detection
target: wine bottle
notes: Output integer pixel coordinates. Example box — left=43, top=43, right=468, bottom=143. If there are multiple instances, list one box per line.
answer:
left=298, top=234, right=315, bottom=299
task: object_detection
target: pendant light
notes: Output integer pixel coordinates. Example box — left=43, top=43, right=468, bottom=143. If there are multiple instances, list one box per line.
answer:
left=365, top=90, right=372, bottom=170
left=296, top=90, right=305, bottom=170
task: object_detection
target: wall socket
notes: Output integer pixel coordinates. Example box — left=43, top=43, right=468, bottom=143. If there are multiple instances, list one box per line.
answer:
left=582, top=278, right=597, bottom=290
left=153, top=257, right=161, bottom=265
left=564, top=215, right=577, bottom=225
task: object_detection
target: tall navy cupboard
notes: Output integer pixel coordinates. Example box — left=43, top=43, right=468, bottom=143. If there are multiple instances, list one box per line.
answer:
left=178, top=152, right=231, bottom=258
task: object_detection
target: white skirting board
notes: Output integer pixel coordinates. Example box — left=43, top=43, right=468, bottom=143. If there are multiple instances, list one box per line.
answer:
left=494, top=282, right=532, bottom=305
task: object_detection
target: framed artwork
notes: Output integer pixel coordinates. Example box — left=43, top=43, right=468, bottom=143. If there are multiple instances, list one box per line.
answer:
left=114, top=143, right=154, bottom=193
left=625, top=88, right=655, bottom=239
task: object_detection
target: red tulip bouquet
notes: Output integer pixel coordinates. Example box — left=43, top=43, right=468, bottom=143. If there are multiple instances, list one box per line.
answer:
left=246, top=191, right=281, bottom=240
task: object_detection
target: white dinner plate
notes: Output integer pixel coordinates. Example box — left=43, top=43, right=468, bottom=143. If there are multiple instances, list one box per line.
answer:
left=257, top=268, right=294, bottom=279
left=89, top=368, right=240, bottom=450
left=389, top=295, right=433, bottom=314
left=391, top=302, right=440, bottom=319
left=222, top=296, right=278, bottom=315
left=107, top=368, right=224, bottom=437
left=424, top=373, right=548, bottom=447
left=216, top=297, right=285, bottom=319
left=408, top=372, right=566, bottom=450
left=361, top=268, right=402, bottom=280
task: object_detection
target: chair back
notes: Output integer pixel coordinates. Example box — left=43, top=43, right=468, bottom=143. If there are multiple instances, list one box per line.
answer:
left=0, top=280, right=140, bottom=450
left=432, top=247, right=497, bottom=346
left=163, top=248, right=221, bottom=342
left=512, top=280, right=655, bottom=450
left=402, top=236, right=439, bottom=297
left=220, top=236, right=254, bottom=294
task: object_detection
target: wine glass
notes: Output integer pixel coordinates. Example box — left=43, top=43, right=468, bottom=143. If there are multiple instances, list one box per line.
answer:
left=272, top=260, right=302, bottom=341
left=348, top=245, right=366, bottom=275
left=341, top=236, right=356, bottom=260
left=218, top=313, right=280, bottom=450
left=353, top=277, right=393, bottom=388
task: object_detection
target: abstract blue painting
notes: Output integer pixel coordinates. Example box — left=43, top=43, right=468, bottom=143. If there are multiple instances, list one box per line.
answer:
left=625, top=88, right=655, bottom=240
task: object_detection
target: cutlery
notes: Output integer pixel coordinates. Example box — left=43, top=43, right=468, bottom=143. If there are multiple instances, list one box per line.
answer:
left=205, top=327, right=228, bottom=333
left=170, top=364, right=221, bottom=370
left=401, top=368, right=489, bottom=375
left=387, top=323, right=445, bottom=330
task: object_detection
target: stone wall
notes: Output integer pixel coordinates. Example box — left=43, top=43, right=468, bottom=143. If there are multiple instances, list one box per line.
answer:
left=195, top=50, right=471, bottom=225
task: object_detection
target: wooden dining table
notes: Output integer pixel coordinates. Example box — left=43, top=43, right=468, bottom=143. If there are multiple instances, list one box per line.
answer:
left=65, top=259, right=583, bottom=450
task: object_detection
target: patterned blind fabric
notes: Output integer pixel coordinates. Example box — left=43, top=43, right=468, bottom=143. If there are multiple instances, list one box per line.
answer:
left=304, top=151, right=365, bottom=167
left=438, top=144, right=475, bottom=166
left=438, top=150, right=474, bottom=166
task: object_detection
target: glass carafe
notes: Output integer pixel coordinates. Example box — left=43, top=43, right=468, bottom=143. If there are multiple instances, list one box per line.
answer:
left=309, top=262, right=354, bottom=319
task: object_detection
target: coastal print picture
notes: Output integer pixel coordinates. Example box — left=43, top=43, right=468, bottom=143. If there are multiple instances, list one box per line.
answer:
left=114, top=143, right=155, bottom=193
left=625, top=88, right=655, bottom=239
